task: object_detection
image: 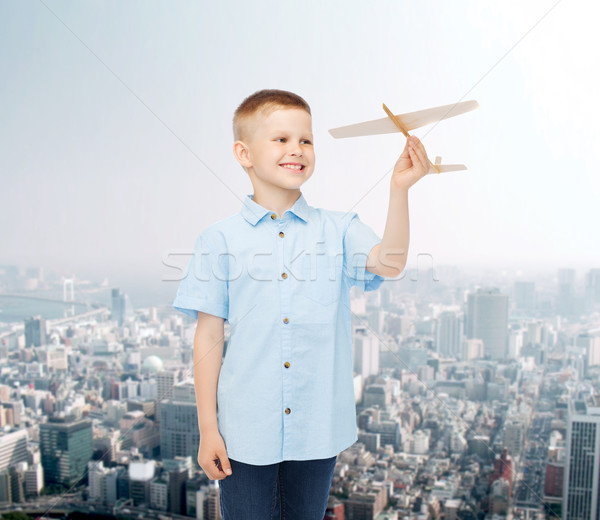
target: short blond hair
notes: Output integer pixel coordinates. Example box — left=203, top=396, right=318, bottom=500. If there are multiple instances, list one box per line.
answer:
left=233, top=89, right=311, bottom=142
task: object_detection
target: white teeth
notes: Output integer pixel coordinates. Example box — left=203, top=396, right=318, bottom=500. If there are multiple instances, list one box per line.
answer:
left=281, top=164, right=303, bottom=170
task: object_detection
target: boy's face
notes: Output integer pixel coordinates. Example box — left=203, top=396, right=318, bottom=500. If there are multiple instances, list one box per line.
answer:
left=237, top=108, right=315, bottom=194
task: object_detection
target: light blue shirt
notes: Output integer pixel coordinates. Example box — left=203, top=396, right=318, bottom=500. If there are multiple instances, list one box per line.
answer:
left=172, top=193, right=384, bottom=465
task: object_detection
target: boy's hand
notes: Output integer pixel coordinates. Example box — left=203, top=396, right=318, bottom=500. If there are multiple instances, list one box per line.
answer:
left=198, top=430, right=232, bottom=480
left=391, top=135, right=430, bottom=191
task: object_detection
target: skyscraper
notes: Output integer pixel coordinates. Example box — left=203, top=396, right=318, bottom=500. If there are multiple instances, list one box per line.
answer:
left=353, top=329, right=380, bottom=379
left=585, top=269, right=600, bottom=311
left=563, top=396, right=600, bottom=519
left=466, top=288, right=508, bottom=360
left=159, top=381, right=199, bottom=462
left=24, top=315, right=46, bottom=348
left=39, top=415, right=93, bottom=487
left=436, top=311, right=464, bottom=358
left=111, top=288, right=133, bottom=326
left=129, top=460, right=155, bottom=507
left=157, top=368, right=184, bottom=402
left=576, top=333, right=600, bottom=373
left=203, top=482, right=221, bottom=520
left=0, top=430, right=28, bottom=472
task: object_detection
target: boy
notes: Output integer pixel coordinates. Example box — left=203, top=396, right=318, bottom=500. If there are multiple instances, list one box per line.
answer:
left=172, top=89, right=430, bottom=518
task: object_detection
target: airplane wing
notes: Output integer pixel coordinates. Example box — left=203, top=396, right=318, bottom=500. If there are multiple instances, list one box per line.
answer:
left=329, top=100, right=479, bottom=138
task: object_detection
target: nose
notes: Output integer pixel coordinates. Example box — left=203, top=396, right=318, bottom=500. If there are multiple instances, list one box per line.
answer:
left=289, top=147, right=303, bottom=158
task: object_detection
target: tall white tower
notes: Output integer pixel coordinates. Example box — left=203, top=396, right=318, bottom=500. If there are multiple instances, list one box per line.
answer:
left=563, top=396, right=600, bottom=519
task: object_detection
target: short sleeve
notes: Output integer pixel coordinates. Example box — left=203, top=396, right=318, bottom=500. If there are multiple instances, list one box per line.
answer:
left=343, top=213, right=385, bottom=292
left=172, top=230, right=229, bottom=321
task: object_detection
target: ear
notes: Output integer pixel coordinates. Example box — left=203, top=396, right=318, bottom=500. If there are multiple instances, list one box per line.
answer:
left=233, top=141, right=252, bottom=168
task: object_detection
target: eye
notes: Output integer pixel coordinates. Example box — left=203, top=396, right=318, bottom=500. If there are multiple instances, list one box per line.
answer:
left=301, top=139, right=312, bottom=145
left=275, top=138, right=286, bottom=143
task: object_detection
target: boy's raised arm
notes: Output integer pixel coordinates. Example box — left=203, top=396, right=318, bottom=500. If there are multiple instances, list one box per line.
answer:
left=367, top=135, right=430, bottom=278
left=193, top=311, right=232, bottom=479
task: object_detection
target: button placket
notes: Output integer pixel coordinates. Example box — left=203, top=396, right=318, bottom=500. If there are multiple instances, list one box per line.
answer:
left=278, top=216, right=294, bottom=454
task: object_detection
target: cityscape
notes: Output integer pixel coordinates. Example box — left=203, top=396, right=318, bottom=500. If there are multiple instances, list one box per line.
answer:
left=0, top=264, right=599, bottom=520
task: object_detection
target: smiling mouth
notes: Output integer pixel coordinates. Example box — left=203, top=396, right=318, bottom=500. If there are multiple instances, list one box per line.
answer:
left=279, top=163, right=305, bottom=172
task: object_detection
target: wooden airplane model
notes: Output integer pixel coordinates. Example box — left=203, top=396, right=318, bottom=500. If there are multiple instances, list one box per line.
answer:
left=328, top=100, right=479, bottom=174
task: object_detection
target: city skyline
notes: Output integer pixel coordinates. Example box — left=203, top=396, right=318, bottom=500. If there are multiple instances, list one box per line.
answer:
left=2, top=266, right=600, bottom=517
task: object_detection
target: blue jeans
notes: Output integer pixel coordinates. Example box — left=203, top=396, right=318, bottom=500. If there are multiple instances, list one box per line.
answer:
left=218, top=455, right=337, bottom=519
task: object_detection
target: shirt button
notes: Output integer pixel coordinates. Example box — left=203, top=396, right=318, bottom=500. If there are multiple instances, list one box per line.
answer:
left=283, top=317, right=289, bottom=324
left=284, top=362, right=290, bottom=368
left=270, top=213, right=277, bottom=220
left=285, top=408, right=291, bottom=414
left=279, top=231, right=284, bottom=238
left=281, top=272, right=288, bottom=279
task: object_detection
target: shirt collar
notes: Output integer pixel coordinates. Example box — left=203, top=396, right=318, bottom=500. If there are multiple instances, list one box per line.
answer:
left=241, top=193, right=310, bottom=226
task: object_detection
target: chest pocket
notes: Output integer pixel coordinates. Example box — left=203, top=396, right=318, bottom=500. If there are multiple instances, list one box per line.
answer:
left=300, top=250, right=343, bottom=308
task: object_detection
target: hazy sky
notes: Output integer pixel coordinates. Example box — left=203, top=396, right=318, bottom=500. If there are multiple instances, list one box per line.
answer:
left=1, top=0, right=599, bottom=293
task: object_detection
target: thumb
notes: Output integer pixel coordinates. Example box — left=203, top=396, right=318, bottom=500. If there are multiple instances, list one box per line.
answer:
left=218, top=450, right=232, bottom=476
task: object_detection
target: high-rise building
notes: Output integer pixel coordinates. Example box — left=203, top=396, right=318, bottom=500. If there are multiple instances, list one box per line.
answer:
left=159, top=381, right=199, bottom=462
left=168, top=467, right=188, bottom=514
left=0, top=470, right=10, bottom=503
left=0, top=430, right=28, bottom=473
left=489, top=447, right=513, bottom=496
left=203, top=482, right=221, bottom=520
left=436, top=311, right=464, bottom=358
left=39, top=415, right=93, bottom=487
left=576, top=332, right=600, bottom=372
left=353, top=329, right=380, bottom=379
left=466, top=288, right=508, bottom=360
left=585, top=269, right=600, bottom=311
left=367, top=421, right=401, bottom=452
left=87, top=460, right=127, bottom=506
left=129, top=460, right=155, bottom=507
left=25, top=315, right=46, bottom=348
left=503, top=421, right=524, bottom=459
left=184, top=477, right=205, bottom=518
left=24, top=462, right=44, bottom=497
left=150, top=477, right=168, bottom=511
left=111, top=288, right=133, bottom=326
left=161, top=456, right=192, bottom=514
left=157, top=368, right=184, bottom=402
left=563, top=396, right=600, bottom=519
left=545, top=445, right=565, bottom=499
left=88, top=460, right=108, bottom=501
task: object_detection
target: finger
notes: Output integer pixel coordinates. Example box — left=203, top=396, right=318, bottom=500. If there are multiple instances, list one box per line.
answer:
left=217, top=450, right=233, bottom=476
left=202, top=462, right=219, bottom=481
left=408, top=145, right=425, bottom=173
left=201, top=455, right=225, bottom=481
left=410, top=137, right=428, bottom=162
left=409, top=141, right=428, bottom=174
